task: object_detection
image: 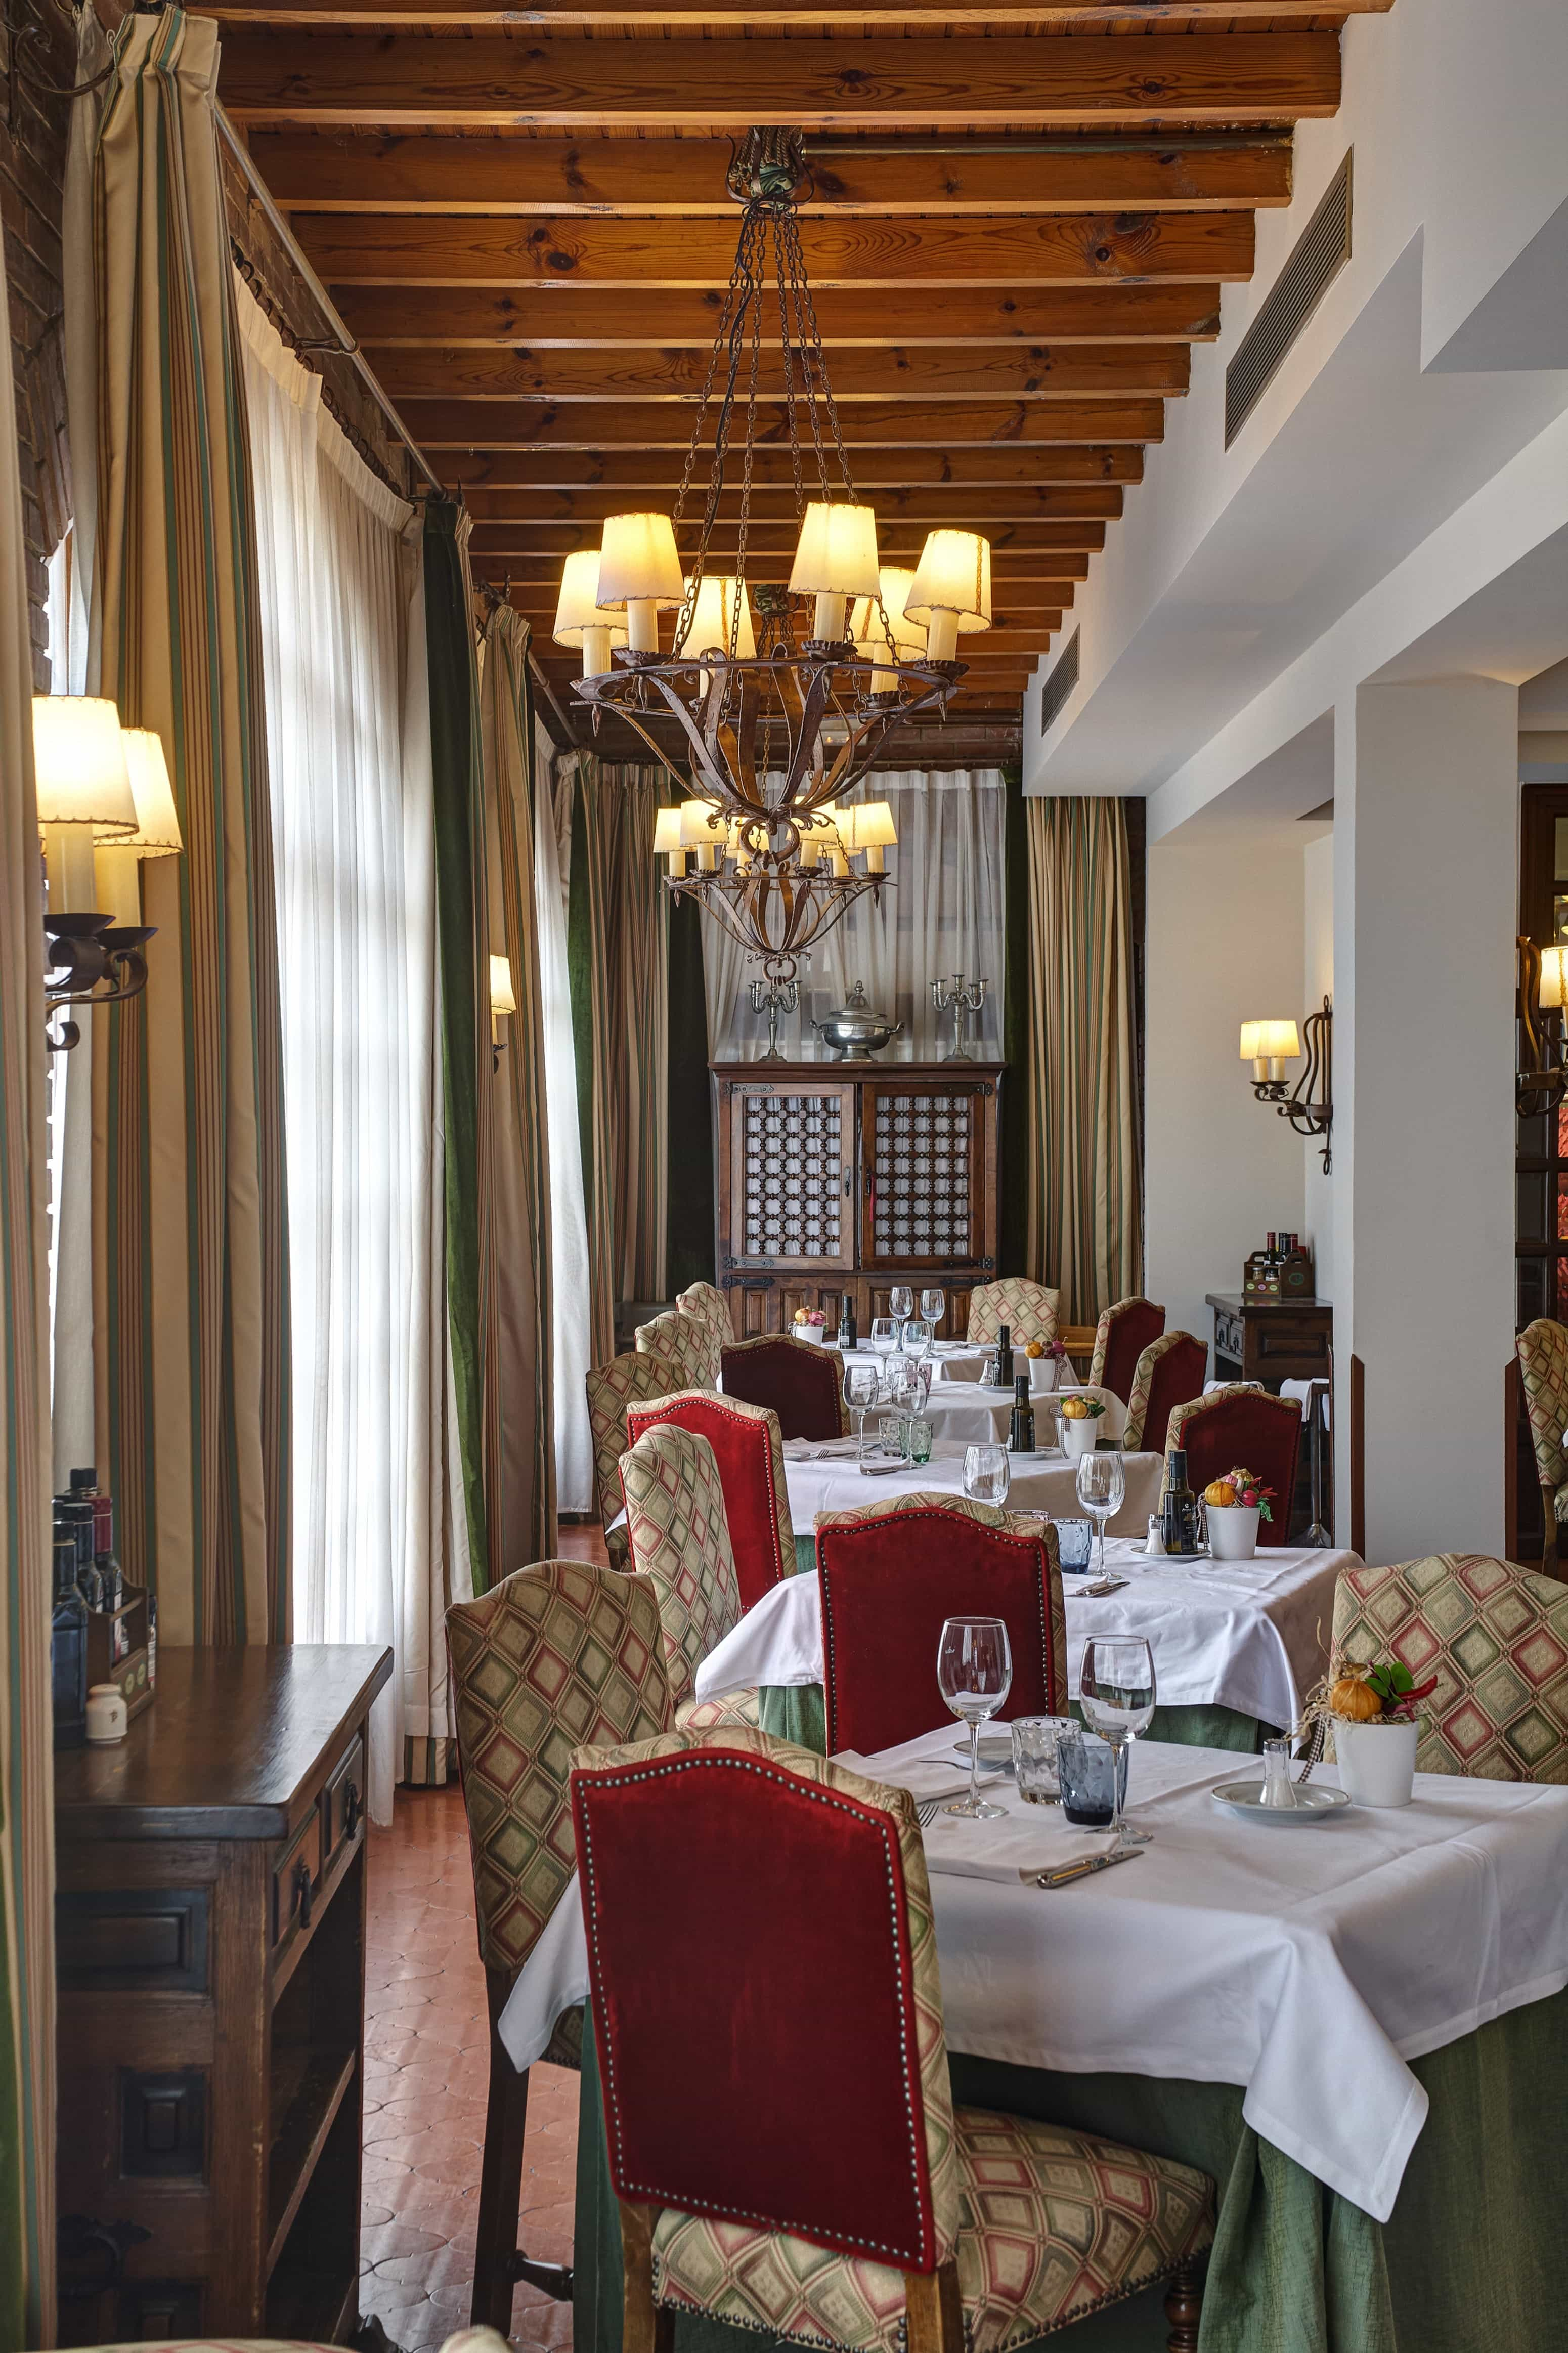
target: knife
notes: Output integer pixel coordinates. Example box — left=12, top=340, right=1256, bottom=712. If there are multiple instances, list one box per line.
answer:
left=1027, top=1849, right=1143, bottom=1890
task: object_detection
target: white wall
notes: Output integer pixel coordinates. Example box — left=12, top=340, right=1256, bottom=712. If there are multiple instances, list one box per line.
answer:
left=1144, top=842, right=1306, bottom=1365
left=1302, top=832, right=1335, bottom=1305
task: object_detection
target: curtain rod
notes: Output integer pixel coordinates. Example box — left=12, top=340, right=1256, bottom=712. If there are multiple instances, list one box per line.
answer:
left=214, top=104, right=445, bottom=496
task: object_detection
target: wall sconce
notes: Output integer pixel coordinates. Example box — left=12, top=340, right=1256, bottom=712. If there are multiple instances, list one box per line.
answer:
left=489, top=954, right=516, bottom=1071
left=1241, top=997, right=1333, bottom=1172
left=33, top=697, right=162, bottom=1053
left=1517, top=937, right=1568, bottom=1115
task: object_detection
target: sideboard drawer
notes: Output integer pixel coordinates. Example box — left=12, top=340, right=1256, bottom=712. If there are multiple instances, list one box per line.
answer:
left=271, top=1810, right=322, bottom=1955
left=322, top=1732, right=365, bottom=1870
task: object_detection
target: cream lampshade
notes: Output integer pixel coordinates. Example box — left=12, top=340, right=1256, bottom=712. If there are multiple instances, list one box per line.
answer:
left=850, top=567, right=925, bottom=686
left=553, top=550, right=629, bottom=677
left=905, top=531, right=993, bottom=664
left=1240, top=1018, right=1301, bottom=1081
left=490, top=953, right=517, bottom=1047
left=788, top=500, right=881, bottom=647
left=679, top=797, right=725, bottom=872
left=652, top=805, right=686, bottom=876
left=841, top=799, right=898, bottom=874
left=683, top=573, right=756, bottom=662
left=95, top=728, right=182, bottom=923
left=1541, top=947, right=1568, bottom=1011
left=596, top=514, right=685, bottom=654
left=33, top=694, right=137, bottom=912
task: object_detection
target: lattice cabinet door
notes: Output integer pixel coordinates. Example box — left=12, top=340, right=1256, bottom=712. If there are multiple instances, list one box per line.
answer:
left=860, top=1079, right=996, bottom=1273
left=725, top=1080, right=857, bottom=1271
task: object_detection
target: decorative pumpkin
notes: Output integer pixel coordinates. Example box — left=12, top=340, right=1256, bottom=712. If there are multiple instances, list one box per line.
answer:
left=1203, top=1478, right=1238, bottom=1508
left=1025, top=1341, right=1044, bottom=1360
left=1062, top=1395, right=1090, bottom=1419
left=1329, top=1674, right=1384, bottom=1723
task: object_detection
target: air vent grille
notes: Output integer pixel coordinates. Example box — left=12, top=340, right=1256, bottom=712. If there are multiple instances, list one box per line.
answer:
left=1039, top=630, right=1079, bottom=736
left=1226, top=151, right=1353, bottom=448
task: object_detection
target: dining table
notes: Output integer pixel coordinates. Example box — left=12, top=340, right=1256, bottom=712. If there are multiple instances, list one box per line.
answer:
left=699, top=1533, right=1354, bottom=1758
left=538, top=1719, right=1568, bottom=2353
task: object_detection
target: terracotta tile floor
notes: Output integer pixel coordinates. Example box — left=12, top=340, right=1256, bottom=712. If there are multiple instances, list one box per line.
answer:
left=359, top=1522, right=606, bottom=2353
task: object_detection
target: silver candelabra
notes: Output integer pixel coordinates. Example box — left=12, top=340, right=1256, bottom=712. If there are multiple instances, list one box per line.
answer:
left=750, top=974, right=799, bottom=1062
left=931, top=972, right=988, bottom=1062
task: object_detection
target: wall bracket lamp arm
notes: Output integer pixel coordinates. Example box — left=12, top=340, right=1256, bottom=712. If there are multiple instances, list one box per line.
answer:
left=1247, top=996, right=1333, bottom=1173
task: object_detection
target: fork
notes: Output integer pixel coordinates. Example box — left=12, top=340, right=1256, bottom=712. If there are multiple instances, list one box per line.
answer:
left=916, top=1799, right=942, bottom=1827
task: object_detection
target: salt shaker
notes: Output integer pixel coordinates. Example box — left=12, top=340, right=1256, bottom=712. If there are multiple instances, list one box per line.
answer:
left=1261, top=1736, right=1298, bottom=1810
left=1144, top=1514, right=1166, bottom=1556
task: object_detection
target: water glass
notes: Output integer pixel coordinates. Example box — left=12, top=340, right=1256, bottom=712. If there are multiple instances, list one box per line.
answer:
left=845, top=1359, right=880, bottom=1443
left=920, top=1286, right=946, bottom=1336
left=911, top=1357, right=934, bottom=1408
left=906, top=1414, right=933, bottom=1466
left=937, top=1615, right=1013, bottom=1820
left=884, top=1354, right=917, bottom=1408
left=1011, top=1716, right=1065, bottom=1806
left=875, top=1411, right=908, bottom=1463
left=902, top=1317, right=934, bottom=1361
left=964, top=1443, right=1011, bottom=1506
left=1052, top=1516, right=1094, bottom=1570
left=1055, top=1725, right=1129, bottom=1828
left=1079, top=1636, right=1156, bottom=1855
left=1075, top=1449, right=1126, bottom=1578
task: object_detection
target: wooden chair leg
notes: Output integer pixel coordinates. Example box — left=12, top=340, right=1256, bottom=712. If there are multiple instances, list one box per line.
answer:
left=1544, top=1494, right=1561, bottom=1580
left=618, top=2199, right=675, bottom=2353
left=904, top=2260, right=965, bottom=2353
left=470, top=1975, right=573, bottom=2328
left=1164, top=2255, right=1206, bottom=2352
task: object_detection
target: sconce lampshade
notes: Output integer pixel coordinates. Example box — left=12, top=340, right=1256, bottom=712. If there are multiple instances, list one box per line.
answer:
left=682, top=573, right=756, bottom=660
left=787, top=501, right=881, bottom=602
left=1541, top=947, right=1568, bottom=1012
left=1239, top=1019, right=1301, bottom=1063
left=119, top=729, right=182, bottom=855
left=905, top=532, right=993, bottom=632
left=595, top=513, right=685, bottom=611
left=553, top=551, right=629, bottom=650
left=32, top=696, right=137, bottom=834
left=490, top=955, right=517, bottom=1019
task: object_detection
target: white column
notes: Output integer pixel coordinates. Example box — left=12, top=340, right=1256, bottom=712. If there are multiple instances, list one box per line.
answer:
left=1333, top=678, right=1517, bottom=1562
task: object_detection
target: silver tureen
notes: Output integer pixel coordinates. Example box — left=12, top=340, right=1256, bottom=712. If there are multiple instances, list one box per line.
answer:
left=812, top=982, right=902, bottom=1061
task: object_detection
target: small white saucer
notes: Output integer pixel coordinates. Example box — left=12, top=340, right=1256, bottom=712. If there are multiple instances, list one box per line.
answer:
left=1211, top=1779, right=1351, bottom=1825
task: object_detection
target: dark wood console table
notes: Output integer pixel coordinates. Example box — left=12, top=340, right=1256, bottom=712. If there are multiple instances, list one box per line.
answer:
left=1206, top=1293, right=1333, bottom=1389
left=54, top=1643, right=393, bottom=2347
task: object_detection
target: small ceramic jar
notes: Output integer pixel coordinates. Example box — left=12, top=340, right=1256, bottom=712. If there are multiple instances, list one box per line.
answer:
left=85, top=1682, right=128, bottom=1744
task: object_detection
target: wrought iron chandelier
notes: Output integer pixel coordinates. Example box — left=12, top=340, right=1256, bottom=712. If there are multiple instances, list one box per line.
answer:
left=552, top=127, right=993, bottom=982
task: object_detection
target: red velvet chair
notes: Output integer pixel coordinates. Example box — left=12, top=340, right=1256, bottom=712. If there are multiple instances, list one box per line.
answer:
left=569, top=1724, right=1214, bottom=2353
left=1121, top=1333, right=1208, bottom=1456
left=1089, top=1296, right=1167, bottom=1402
left=814, top=1494, right=1068, bottom=1757
left=1164, top=1387, right=1302, bottom=1548
left=721, top=1332, right=850, bottom=1441
left=626, top=1388, right=794, bottom=1610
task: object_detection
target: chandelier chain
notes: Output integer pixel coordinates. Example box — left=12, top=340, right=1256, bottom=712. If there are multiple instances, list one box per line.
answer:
left=782, top=206, right=857, bottom=509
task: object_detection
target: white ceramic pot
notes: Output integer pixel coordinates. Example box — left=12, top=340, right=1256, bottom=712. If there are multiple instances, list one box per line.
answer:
left=1333, top=1715, right=1419, bottom=1807
left=792, top=1324, right=826, bottom=1345
left=1061, top=1415, right=1100, bottom=1461
left=1205, top=1503, right=1260, bottom=1561
left=1029, top=1356, right=1061, bottom=1393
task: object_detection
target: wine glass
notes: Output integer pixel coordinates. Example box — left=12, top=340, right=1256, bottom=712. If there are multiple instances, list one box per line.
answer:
left=938, top=1616, right=1013, bottom=1820
left=902, top=1317, right=933, bottom=1361
left=884, top=1355, right=917, bottom=1410
left=845, top=1359, right=880, bottom=1447
left=869, top=1317, right=898, bottom=1368
left=1079, top=1636, right=1156, bottom=1855
left=964, top=1443, right=1010, bottom=1506
left=889, top=1285, right=914, bottom=1349
left=920, top=1286, right=946, bottom=1340
left=1075, top=1450, right=1125, bottom=1580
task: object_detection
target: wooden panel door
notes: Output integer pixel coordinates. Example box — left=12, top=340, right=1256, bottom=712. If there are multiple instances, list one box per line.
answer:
left=724, top=1079, right=856, bottom=1272
left=859, top=1079, right=992, bottom=1272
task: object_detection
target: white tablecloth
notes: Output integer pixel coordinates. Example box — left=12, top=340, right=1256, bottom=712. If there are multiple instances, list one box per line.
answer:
left=779, top=1437, right=1158, bottom=1538
left=695, top=1536, right=1351, bottom=1727
left=498, top=1718, right=1568, bottom=2222
left=907, top=1381, right=1129, bottom=1449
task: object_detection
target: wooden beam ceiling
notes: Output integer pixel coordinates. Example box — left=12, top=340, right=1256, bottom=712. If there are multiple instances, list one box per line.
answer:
left=211, top=13, right=1368, bottom=734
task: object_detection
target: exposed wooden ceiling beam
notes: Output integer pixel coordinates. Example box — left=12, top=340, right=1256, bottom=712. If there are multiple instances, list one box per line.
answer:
left=374, top=343, right=1189, bottom=402
left=508, top=603, right=1066, bottom=632
left=460, top=483, right=1123, bottom=522
left=246, top=129, right=1292, bottom=217
left=440, top=445, right=1143, bottom=488
left=477, top=552, right=1082, bottom=586
left=332, top=283, right=1223, bottom=348
left=293, top=210, right=1253, bottom=287
left=207, top=2, right=1382, bottom=22
left=404, top=397, right=1164, bottom=446
left=469, top=523, right=1096, bottom=562
left=217, top=31, right=1341, bottom=132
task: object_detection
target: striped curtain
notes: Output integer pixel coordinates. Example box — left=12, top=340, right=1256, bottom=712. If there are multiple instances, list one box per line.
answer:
left=1025, top=797, right=1143, bottom=1324
left=477, top=603, right=556, bottom=1570
left=88, top=9, right=290, bottom=1641
left=0, top=200, right=56, bottom=2352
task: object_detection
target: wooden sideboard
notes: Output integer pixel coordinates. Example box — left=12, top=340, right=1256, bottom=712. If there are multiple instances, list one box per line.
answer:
left=711, top=1058, right=1004, bottom=1337
left=1206, top=1293, right=1333, bottom=1389
left=54, top=1643, right=393, bottom=2347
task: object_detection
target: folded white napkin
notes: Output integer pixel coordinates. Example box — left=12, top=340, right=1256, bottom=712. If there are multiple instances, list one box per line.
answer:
left=781, top=1436, right=863, bottom=1461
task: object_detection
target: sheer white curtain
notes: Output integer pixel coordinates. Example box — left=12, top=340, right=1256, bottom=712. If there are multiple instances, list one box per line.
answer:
left=239, top=283, right=451, bottom=1822
left=703, top=769, right=1006, bottom=1060
left=533, top=717, right=593, bottom=1511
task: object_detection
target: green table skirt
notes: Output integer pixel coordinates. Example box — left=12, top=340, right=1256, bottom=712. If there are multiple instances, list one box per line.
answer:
left=758, top=1684, right=1273, bottom=1757
left=572, top=1984, right=1568, bottom=2353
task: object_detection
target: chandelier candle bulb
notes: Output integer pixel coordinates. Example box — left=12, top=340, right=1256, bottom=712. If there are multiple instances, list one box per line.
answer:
left=651, top=806, right=686, bottom=877
left=596, top=512, right=685, bottom=654
left=789, top=501, right=881, bottom=646
left=851, top=566, right=924, bottom=687
left=683, top=574, right=756, bottom=663
left=679, top=798, right=725, bottom=873
left=553, top=549, right=629, bottom=678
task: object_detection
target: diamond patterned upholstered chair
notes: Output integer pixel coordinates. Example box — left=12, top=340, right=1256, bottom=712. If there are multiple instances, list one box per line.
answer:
left=1088, top=1296, right=1167, bottom=1401
left=1162, top=1385, right=1302, bottom=1549
left=569, top=1725, right=1215, bottom=2353
left=965, top=1277, right=1062, bottom=1349
left=619, top=1423, right=762, bottom=1732
left=1516, top=1318, right=1568, bottom=1574
left=814, top=1494, right=1069, bottom=1756
left=721, top=1332, right=850, bottom=1441
left=626, top=1387, right=794, bottom=1609
left=447, top=1559, right=675, bottom=2329
left=677, top=1279, right=733, bottom=1343
left=586, top=1349, right=674, bottom=1568
left=1332, top=1554, right=1568, bottom=1780
left=1121, top=1333, right=1209, bottom=1456
left=635, top=1306, right=723, bottom=1390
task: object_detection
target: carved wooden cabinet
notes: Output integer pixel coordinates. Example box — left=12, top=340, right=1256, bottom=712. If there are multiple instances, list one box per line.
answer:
left=712, top=1058, right=1003, bottom=1337
left=54, top=1643, right=392, bottom=2347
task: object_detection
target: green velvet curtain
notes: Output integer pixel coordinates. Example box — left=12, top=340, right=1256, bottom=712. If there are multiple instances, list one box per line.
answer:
left=666, top=891, right=716, bottom=1295
left=1000, top=761, right=1031, bottom=1276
